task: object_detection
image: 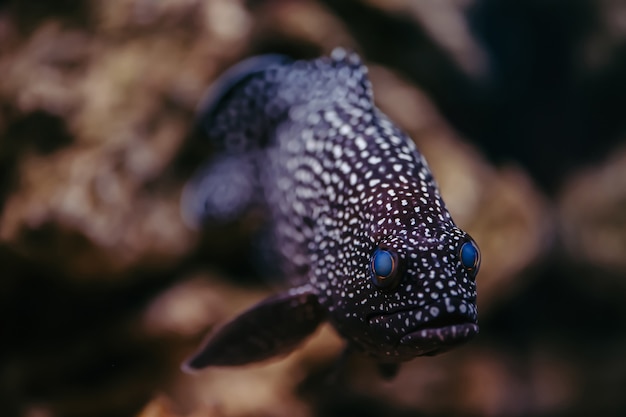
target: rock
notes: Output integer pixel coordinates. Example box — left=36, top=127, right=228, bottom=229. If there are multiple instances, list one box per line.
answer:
left=0, top=0, right=253, bottom=281
left=558, top=144, right=626, bottom=275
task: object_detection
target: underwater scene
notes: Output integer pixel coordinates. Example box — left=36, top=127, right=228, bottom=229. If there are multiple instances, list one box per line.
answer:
left=1, top=1, right=625, bottom=416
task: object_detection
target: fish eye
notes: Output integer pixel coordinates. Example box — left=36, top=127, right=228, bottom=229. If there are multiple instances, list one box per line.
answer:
left=459, top=240, right=480, bottom=275
left=370, top=249, right=399, bottom=288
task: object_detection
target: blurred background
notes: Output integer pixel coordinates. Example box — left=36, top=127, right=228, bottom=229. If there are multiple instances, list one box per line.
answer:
left=1, top=0, right=625, bottom=416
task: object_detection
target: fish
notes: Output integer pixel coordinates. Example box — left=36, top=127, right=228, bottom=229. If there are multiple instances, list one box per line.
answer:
left=181, top=48, right=480, bottom=377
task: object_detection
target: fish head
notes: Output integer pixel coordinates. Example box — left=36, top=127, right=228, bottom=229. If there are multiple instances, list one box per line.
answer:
left=321, top=192, right=480, bottom=362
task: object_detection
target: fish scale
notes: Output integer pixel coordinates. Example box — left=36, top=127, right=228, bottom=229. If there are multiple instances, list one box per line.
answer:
left=182, top=48, right=480, bottom=375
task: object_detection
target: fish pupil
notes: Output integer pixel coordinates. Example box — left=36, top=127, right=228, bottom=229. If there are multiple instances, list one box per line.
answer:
left=373, top=249, right=394, bottom=278
left=460, top=242, right=479, bottom=270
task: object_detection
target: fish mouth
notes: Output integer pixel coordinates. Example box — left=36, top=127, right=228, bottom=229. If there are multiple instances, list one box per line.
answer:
left=367, top=299, right=478, bottom=356
left=399, top=321, right=479, bottom=355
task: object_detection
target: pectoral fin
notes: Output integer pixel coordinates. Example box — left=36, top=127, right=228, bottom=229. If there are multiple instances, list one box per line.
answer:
left=182, top=287, right=325, bottom=370
left=180, top=153, right=258, bottom=228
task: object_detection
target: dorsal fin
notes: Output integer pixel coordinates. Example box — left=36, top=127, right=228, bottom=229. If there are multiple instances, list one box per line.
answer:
left=197, top=54, right=293, bottom=135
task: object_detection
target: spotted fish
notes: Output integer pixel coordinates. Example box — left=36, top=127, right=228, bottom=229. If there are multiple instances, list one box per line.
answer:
left=182, top=49, right=480, bottom=376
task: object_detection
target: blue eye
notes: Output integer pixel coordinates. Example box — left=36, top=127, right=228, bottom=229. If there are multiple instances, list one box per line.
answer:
left=460, top=241, right=480, bottom=273
left=373, top=249, right=394, bottom=277
left=370, top=249, right=398, bottom=288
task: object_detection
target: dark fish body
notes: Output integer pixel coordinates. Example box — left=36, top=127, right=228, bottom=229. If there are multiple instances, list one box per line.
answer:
left=182, top=49, right=480, bottom=373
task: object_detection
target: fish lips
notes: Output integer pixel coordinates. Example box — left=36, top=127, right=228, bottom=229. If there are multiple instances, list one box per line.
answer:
left=368, top=298, right=478, bottom=356
left=399, top=322, right=479, bottom=356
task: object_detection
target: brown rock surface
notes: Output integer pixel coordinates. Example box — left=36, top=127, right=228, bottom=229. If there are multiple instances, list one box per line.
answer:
left=558, top=144, right=626, bottom=283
